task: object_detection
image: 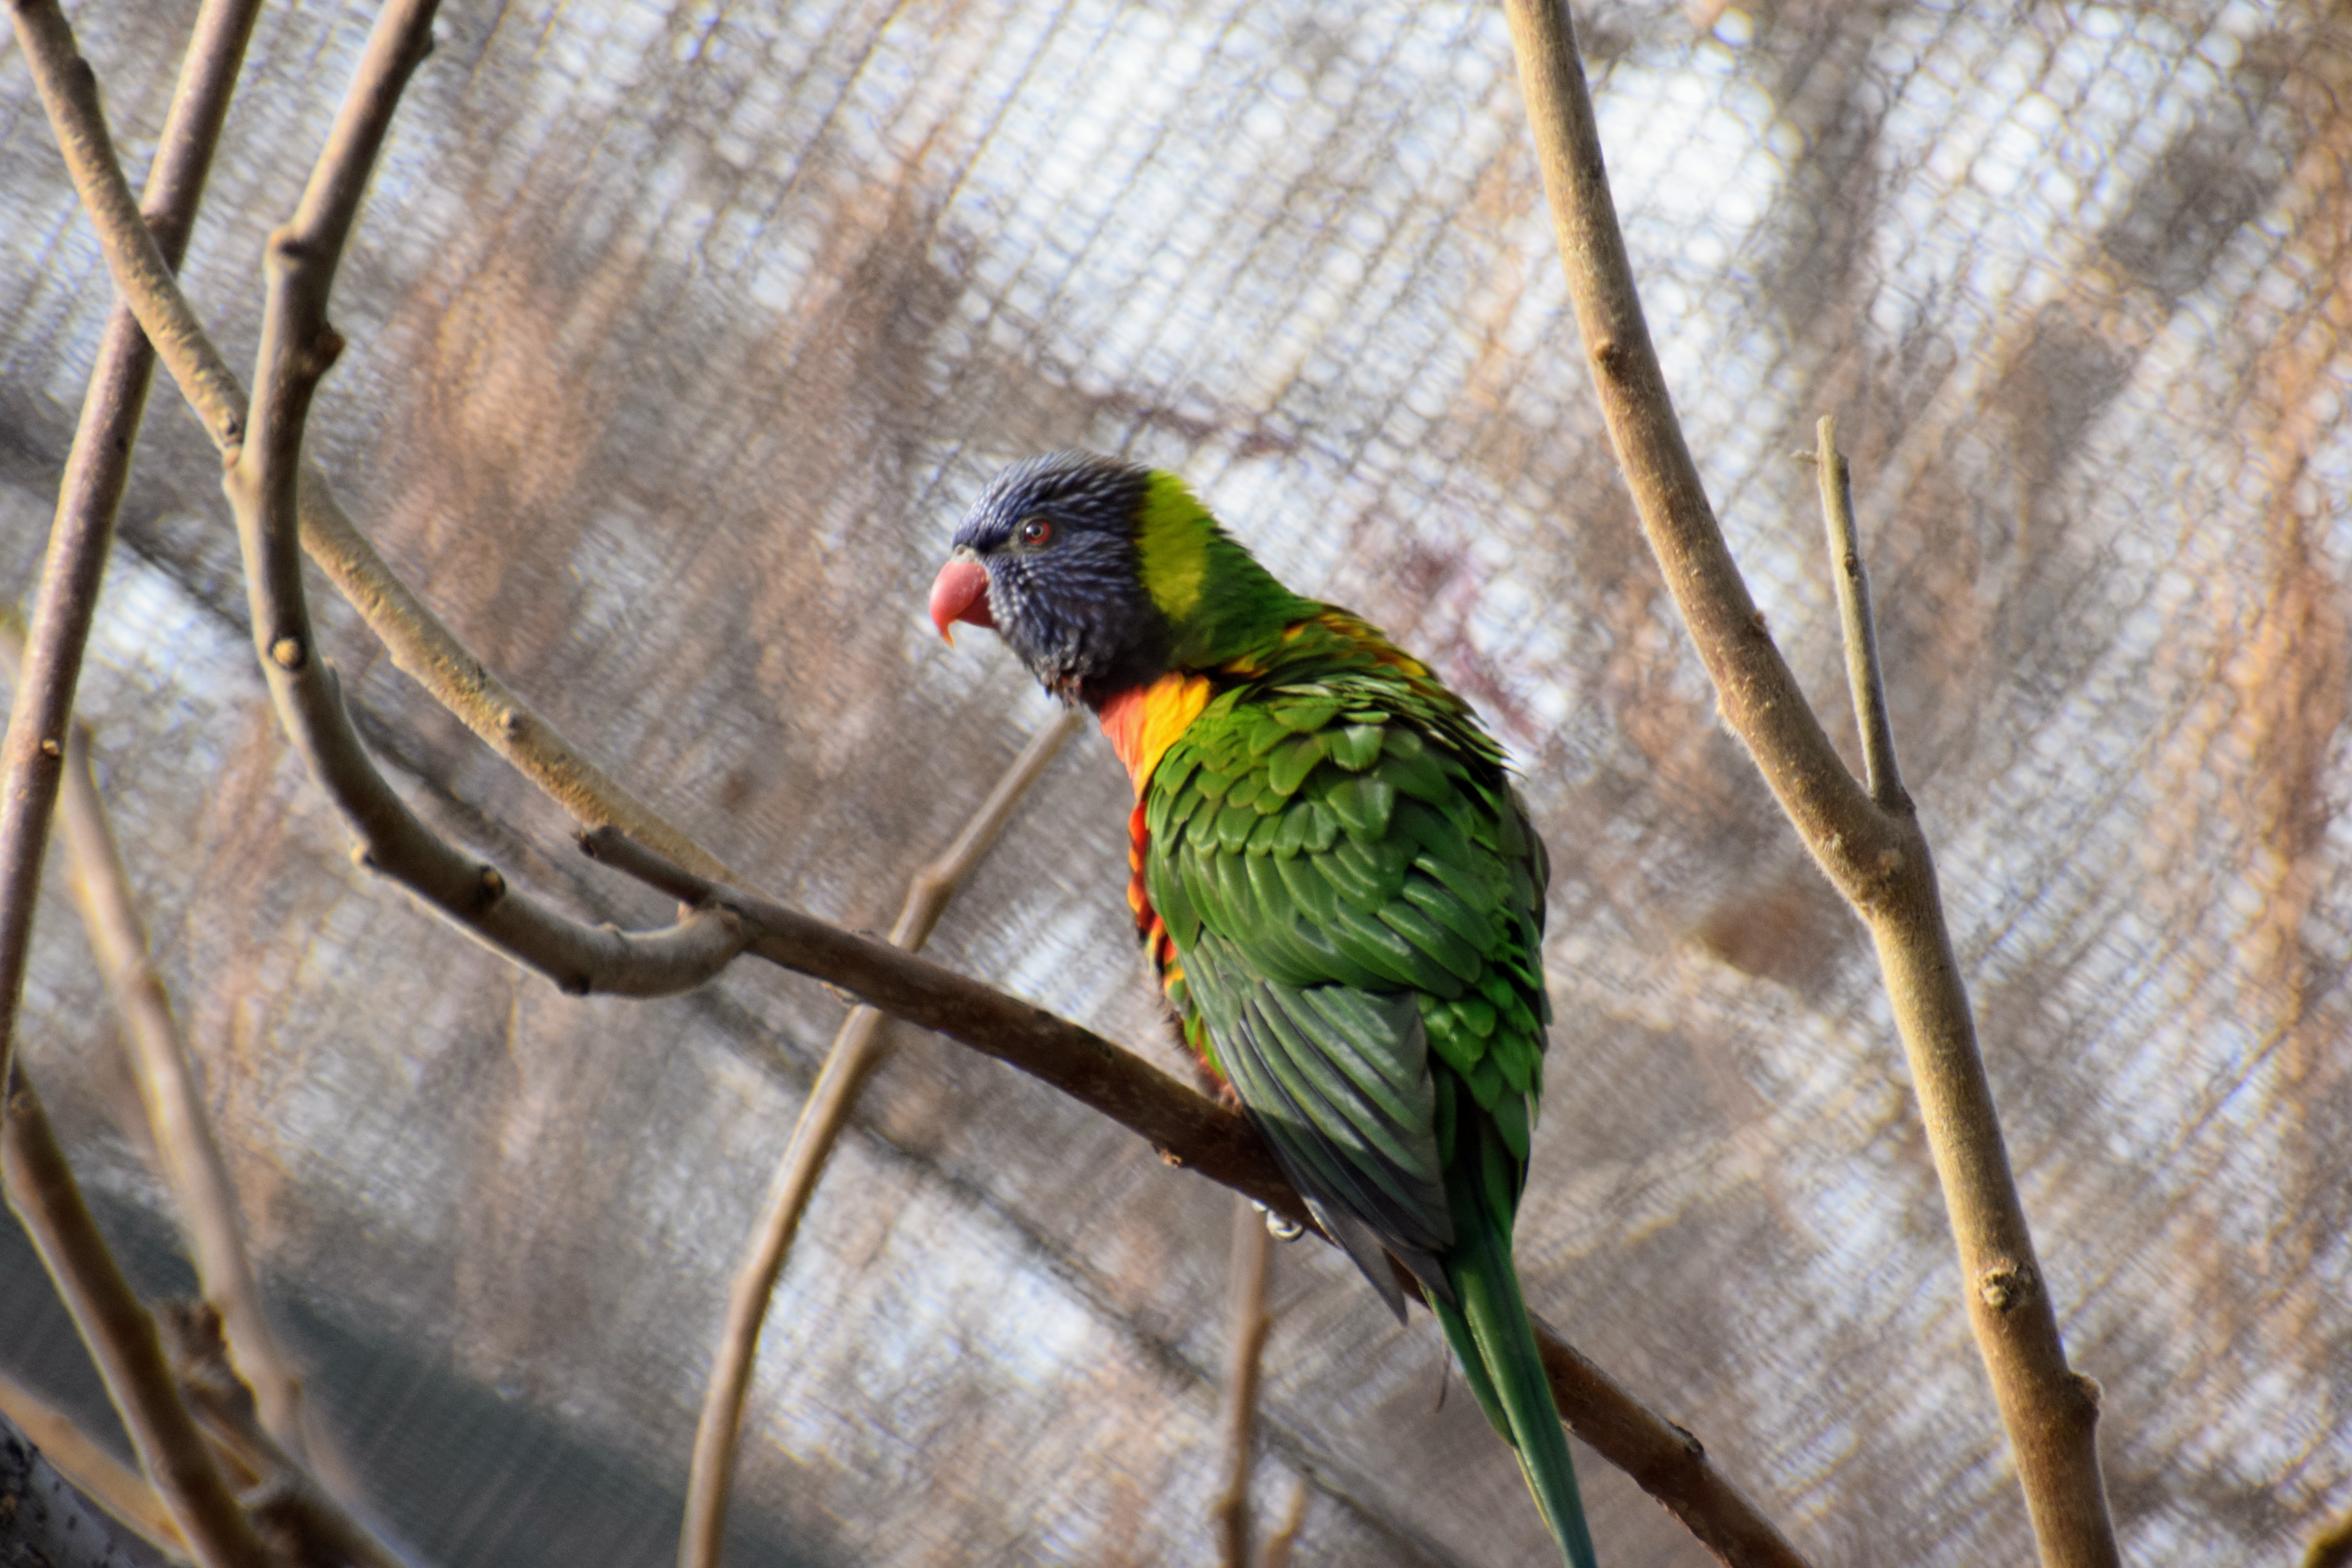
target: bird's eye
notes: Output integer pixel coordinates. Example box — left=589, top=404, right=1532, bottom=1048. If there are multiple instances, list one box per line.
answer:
left=1016, top=517, right=1054, bottom=547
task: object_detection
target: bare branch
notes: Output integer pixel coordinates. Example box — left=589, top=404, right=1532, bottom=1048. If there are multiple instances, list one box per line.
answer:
left=49, top=712, right=307, bottom=1458
left=1812, top=418, right=1905, bottom=812
left=158, top=1305, right=408, bottom=1568
left=0, top=1372, right=186, bottom=1559
left=0, top=0, right=259, bottom=1124
left=203, top=1, right=749, bottom=1000
left=1256, top=1480, right=1308, bottom=1568
left=1212, top=1196, right=1275, bottom=1568
left=2, top=1076, right=274, bottom=1568
left=1501, top=3, right=2116, bottom=1562
left=581, top=826, right=1816, bottom=1568
left=0, top=1402, right=183, bottom=1568
left=7, top=0, right=740, bottom=887
left=680, top=710, right=1078, bottom=1568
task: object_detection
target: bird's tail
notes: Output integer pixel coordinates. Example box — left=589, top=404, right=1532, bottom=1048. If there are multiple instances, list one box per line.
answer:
left=1430, top=1125, right=1599, bottom=1568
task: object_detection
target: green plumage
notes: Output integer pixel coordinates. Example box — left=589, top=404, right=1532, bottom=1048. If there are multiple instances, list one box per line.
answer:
left=1144, top=617, right=1597, bottom=1568
left=938, top=454, right=1599, bottom=1566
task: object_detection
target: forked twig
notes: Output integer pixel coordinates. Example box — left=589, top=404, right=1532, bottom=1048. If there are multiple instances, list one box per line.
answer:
left=158, top=1305, right=407, bottom=1568
left=212, top=0, right=749, bottom=1000
left=679, top=710, right=1078, bottom=1568
left=1501, top=2, right=2114, bottom=1561
left=3, top=1076, right=273, bottom=1568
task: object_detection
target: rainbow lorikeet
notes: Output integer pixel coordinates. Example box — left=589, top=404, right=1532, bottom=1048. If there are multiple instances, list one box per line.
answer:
left=929, top=452, right=1597, bottom=1568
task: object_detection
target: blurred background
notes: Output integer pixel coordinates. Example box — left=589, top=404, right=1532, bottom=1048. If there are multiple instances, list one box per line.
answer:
left=2, top=0, right=2347, bottom=1563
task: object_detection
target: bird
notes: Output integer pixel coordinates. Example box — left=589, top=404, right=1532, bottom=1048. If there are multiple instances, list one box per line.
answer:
left=929, top=450, right=1597, bottom=1568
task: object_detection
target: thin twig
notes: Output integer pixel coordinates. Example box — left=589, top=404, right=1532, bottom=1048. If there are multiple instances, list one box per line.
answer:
left=1212, top=1195, right=1275, bottom=1568
left=1813, top=418, right=1905, bottom=812
left=2, top=1076, right=274, bottom=1568
left=0, top=0, right=257, bottom=1122
left=7, top=0, right=739, bottom=886
left=1501, top=3, right=2114, bottom=1563
left=679, top=710, right=1078, bottom=1568
left=23, top=700, right=304, bottom=1462
left=158, top=1304, right=408, bottom=1568
left=0, top=3, right=276, bottom=1564
left=0, top=1371, right=187, bottom=1559
left=581, top=825, right=1815, bottom=1568
left=1256, top=1479, right=1308, bottom=1568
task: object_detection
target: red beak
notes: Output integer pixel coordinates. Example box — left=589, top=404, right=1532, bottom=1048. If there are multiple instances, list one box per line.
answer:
left=928, top=557, right=995, bottom=644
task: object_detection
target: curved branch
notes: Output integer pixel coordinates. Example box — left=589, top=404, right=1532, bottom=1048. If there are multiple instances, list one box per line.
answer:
left=1501, top=4, right=2115, bottom=1563
left=580, top=827, right=1815, bottom=1568
left=214, top=0, right=745, bottom=1000
left=7, top=0, right=740, bottom=886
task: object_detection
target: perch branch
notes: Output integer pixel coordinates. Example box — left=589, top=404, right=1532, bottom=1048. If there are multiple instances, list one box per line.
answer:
left=0, top=1372, right=185, bottom=1557
left=1212, top=1195, right=1275, bottom=1568
left=581, top=826, right=1816, bottom=1568
left=1501, top=3, right=2115, bottom=1563
left=212, top=0, right=746, bottom=999
left=2, top=1076, right=274, bottom=1568
left=680, top=709, right=1079, bottom=1568
left=1812, top=419, right=1905, bottom=811
left=6, top=0, right=739, bottom=886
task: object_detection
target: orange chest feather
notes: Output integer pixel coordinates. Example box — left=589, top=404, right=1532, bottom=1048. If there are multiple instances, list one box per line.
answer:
left=1096, top=672, right=1213, bottom=796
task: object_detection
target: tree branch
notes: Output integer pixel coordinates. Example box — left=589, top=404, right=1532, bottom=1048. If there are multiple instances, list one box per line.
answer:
left=158, top=1304, right=407, bottom=1568
left=0, top=1372, right=185, bottom=1559
left=679, top=708, right=1078, bottom=1568
left=207, top=0, right=748, bottom=1000
left=3, top=1076, right=274, bottom=1568
left=1212, top=1195, right=1275, bottom=1568
left=6, top=0, right=740, bottom=888
left=0, top=1402, right=182, bottom=1568
left=1812, top=418, right=1905, bottom=812
left=1501, top=3, right=2116, bottom=1562
left=580, top=826, right=1815, bottom=1568
left=53, top=710, right=309, bottom=1459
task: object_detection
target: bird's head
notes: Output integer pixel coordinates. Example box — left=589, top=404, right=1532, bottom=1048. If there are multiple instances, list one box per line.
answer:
left=931, top=451, right=1322, bottom=707
left=929, top=451, right=1171, bottom=706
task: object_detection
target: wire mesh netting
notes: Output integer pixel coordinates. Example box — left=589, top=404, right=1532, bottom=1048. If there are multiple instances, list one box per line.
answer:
left=2, top=0, right=2349, bottom=1563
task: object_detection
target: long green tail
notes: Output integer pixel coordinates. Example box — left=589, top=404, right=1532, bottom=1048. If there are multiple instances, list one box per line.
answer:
left=1430, top=1128, right=1599, bottom=1568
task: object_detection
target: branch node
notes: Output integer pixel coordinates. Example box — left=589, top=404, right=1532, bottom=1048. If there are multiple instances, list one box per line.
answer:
left=38, top=737, right=60, bottom=759
left=478, top=866, right=505, bottom=906
left=268, top=636, right=305, bottom=670
left=1976, top=1260, right=2034, bottom=1314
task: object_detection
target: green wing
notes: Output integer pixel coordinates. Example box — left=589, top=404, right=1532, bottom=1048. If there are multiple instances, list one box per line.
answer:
left=1144, top=666, right=1552, bottom=1315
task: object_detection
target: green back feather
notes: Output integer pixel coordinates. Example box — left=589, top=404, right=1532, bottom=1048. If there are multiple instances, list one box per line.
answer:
left=1127, top=496, right=1590, bottom=1564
